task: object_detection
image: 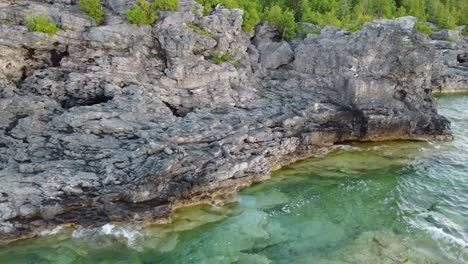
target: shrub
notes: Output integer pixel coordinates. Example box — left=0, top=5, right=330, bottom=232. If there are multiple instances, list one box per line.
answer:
left=462, top=26, right=467, bottom=36
left=233, top=59, right=241, bottom=68
left=320, top=10, right=342, bottom=28
left=442, top=36, right=454, bottom=42
left=146, top=53, right=160, bottom=59
left=25, top=14, right=59, bottom=35
left=210, top=51, right=232, bottom=65
left=264, top=5, right=298, bottom=41
left=125, top=0, right=157, bottom=26
left=222, top=52, right=232, bottom=61
left=187, top=23, right=213, bottom=38
left=155, top=0, right=178, bottom=11
left=415, top=21, right=433, bottom=35
left=235, top=0, right=260, bottom=33
left=346, top=15, right=373, bottom=32
left=78, top=0, right=104, bottom=24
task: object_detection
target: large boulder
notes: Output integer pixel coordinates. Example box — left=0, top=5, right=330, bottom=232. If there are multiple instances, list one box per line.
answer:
left=258, top=41, right=294, bottom=69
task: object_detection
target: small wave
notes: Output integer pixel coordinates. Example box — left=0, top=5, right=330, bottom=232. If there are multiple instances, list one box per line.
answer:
left=72, top=224, right=144, bottom=249
left=332, top=145, right=362, bottom=152
left=423, top=226, right=468, bottom=259
left=40, top=226, right=64, bottom=237
left=423, top=220, right=467, bottom=248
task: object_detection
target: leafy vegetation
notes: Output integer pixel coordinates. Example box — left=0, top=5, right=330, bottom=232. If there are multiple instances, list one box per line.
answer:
left=125, top=0, right=179, bottom=25
left=415, top=21, right=433, bottom=35
left=442, top=36, right=454, bottom=41
left=196, top=0, right=466, bottom=39
left=211, top=51, right=233, bottom=64
left=195, top=0, right=260, bottom=32
left=346, top=15, right=373, bottom=32
left=155, top=0, right=178, bottom=11
left=187, top=23, right=214, bottom=38
left=25, top=14, right=59, bottom=35
left=78, top=0, right=104, bottom=24
left=146, top=53, right=160, bottom=59
left=233, top=59, right=241, bottom=68
left=125, top=0, right=158, bottom=25
left=264, top=5, right=297, bottom=40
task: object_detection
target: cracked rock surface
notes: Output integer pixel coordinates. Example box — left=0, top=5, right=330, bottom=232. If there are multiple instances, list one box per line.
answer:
left=0, top=0, right=466, bottom=241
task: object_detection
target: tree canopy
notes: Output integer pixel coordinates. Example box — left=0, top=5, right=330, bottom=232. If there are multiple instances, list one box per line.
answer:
left=196, top=0, right=467, bottom=36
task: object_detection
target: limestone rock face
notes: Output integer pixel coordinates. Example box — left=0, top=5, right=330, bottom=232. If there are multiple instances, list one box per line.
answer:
left=0, top=1, right=465, bottom=241
left=430, top=40, right=468, bottom=94
left=258, top=41, right=294, bottom=69
left=431, top=29, right=463, bottom=42
left=428, top=26, right=467, bottom=95
left=287, top=18, right=448, bottom=138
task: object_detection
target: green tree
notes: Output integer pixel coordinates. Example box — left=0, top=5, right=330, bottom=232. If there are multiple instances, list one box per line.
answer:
left=297, top=0, right=312, bottom=22
left=321, top=9, right=342, bottom=28
left=339, top=0, right=353, bottom=18
left=396, top=5, right=406, bottom=16
left=195, top=0, right=464, bottom=36
left=237, top=0, right=261, bottom=32
left=381, top=0, right=397, bottom=18
left=408, top=0, right=426, bottom=20
left=264, top=5, right=298, bottom=40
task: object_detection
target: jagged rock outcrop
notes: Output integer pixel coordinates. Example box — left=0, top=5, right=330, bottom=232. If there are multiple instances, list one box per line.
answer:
left=430, top=40, right=468, bottom=94
left=0, top=1, right=465, bottom=242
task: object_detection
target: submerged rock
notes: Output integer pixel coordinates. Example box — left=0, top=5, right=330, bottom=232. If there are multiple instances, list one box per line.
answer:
left=0, top=1, right=465, bottom=241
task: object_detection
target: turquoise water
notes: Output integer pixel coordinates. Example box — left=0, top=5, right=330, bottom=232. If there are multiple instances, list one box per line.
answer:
left=0, top=95, right=467, bottom=263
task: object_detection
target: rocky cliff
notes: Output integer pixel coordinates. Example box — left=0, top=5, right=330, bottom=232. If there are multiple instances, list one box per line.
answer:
left=0, top=0, right=466, bottom=242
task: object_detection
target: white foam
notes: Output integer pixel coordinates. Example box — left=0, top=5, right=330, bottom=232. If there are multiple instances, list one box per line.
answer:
left=71, top=224, right=144, bottom=249
left=407, top=217, right=468, bottom=261
left=424, top=226, right=468, bottom=249
left=40, top=226, right=64, bottom=236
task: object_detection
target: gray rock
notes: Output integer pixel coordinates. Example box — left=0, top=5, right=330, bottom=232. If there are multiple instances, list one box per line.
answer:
left=431, top=29, right=463, bottom=42
left=258, top=41, right=294, bottom=69
left=430, top=40, right=468, bottom=94
left=0, top=2, right=463, bottom=243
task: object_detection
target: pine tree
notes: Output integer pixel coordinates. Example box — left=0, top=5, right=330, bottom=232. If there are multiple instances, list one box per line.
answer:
left=194, top=0, right=464, bottom=37
left=297, top=0, right=312, bottom=21
left=396, top=5, right=406, bottom=16
left=382, top=0, right=397, bottom=18
left=339, top=0, right=352, bottom=18
left=408, top=0, right=426, bottom=20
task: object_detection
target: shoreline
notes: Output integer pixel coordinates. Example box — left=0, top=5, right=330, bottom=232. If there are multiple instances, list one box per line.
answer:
left=0, top=130, right=454, bottom=246
left=0, top=1, right=466, bottom=247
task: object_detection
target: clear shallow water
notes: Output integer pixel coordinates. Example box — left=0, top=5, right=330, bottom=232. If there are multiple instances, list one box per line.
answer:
left=1, top=96, right=467, bottom=264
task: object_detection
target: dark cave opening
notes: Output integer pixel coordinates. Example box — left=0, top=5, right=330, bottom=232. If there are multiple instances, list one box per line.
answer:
left=50, top=49, right=70, bottom=67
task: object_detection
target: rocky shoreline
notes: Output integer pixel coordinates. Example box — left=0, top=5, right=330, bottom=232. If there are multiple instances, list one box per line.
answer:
left=0, top=0, right=466, bottom=243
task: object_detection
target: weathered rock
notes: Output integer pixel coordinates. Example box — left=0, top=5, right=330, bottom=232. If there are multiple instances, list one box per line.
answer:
left=0, top=1, right=464, bottom=243
left=258, top=41, right=294, bottom=69
left=430, top=38, right=468, bottom=94
left=431, top=29, right=463, bottom=42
